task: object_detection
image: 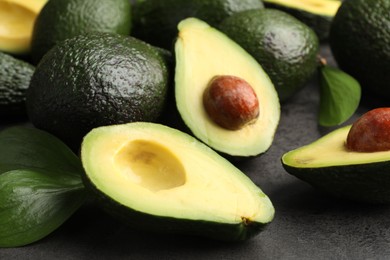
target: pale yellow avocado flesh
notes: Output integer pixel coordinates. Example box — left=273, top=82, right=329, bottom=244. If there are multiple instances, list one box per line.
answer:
left=175, top=18, right=280, bottom=157
left=81, top=122, right=274, bottom=224
left=264, top=0, right=340, bottom=16
left=283, top=125, right=390, bottom=168
left=0, top=0, right=48, bottom=54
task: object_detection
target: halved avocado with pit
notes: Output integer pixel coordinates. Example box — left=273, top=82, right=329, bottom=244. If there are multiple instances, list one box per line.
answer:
left=282, top=126, right=390, bottom=204
left=174, top=18, right=280, bottom=158
left=263, top=0, right=341, bottom=41
left=0, top=0, right=48, bottom=54
left=81, top=122, right=274, bottom=241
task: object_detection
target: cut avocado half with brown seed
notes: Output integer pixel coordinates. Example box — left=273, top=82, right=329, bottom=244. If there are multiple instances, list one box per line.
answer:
left=282, top=125, right=390, bottom=204
left=174, top=18, right=280, bottom=158
left=81, top=122, right=275, bottom=241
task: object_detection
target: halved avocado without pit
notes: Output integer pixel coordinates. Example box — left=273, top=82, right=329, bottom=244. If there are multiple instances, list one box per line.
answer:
left=282, top=126, right=390, bottom=204
left=81, top=122, right=274, bottom=241
left=174, top=18, right=280, bottom=158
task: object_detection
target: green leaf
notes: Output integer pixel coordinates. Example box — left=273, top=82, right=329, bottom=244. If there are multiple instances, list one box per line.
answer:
left=0, top=169, right=86, bottom=247
left=319, top=65, right=361, bottom=127
left=0, top=126, right=83, bottom=175
left=0, top=126, right=87, bottom=247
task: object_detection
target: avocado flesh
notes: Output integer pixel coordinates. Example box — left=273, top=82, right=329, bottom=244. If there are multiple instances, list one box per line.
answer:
left=282, top=126, right=390, bottom=204
left=283, top=126, right=390, bottom=168
left=263, top=0, right=341, bottom=40
left=264, top=0, right=340, bottom=16
left=0, top=0, right=47, bottom=54
left=175, top=18, right=280, bottom=157
left=81, top=122, right=274, bottom=240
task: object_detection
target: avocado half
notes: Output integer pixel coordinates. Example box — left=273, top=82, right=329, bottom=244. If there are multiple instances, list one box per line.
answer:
left=175, top=18, right=280, bottom=158
left=0, top=0, right=47, bottom=55
left=282, top=126, right=390, bottom=204
left=81, top=122, right=274, bottom=241
left=263, top=0, right=341, bottom=41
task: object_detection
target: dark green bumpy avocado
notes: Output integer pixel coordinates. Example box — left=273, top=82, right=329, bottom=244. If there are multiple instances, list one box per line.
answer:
left=26, top=32, right=169, bottom=151
left=31, top=0, right=132, bottom=63
left=329, top=0, right=390, bottom=100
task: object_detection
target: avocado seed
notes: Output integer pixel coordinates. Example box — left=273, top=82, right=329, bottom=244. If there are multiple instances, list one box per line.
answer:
left=203, top=75, right=259, bottom=130
left=346, top=108, right=390, bottom=152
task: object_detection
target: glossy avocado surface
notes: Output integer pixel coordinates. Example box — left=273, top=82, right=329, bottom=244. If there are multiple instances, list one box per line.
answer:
left=329, top=0, right=390, bottom=100
left=26, top=33, right=169, bottom=151
left=31, top=0, right=132, bottom=63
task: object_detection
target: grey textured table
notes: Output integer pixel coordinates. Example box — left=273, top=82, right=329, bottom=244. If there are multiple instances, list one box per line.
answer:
left=1, top=45, right=390, bottom=260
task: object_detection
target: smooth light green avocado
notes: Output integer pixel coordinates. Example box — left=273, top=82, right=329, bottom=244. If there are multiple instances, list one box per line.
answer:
left=175, top=18, right=280, bottom=158
left=81, top=122, right=274, bottom=240
left=219, top=9, right=319, bottom=102
left=0, top=52, right=35, bottom=117
left=26, top=32, right=169, bottom=151
left=132, top=0, right=264, bottom=49
left=329, top=0, right=390, bottom=100
left=31, top=0, right=132, bottom=63
left=263, top=0, right=341, bottom=41
left=282, top=126, right=390, bottom=204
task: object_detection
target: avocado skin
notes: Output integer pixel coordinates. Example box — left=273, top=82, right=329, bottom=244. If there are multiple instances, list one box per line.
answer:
left=263, top=2, right=335, bottom=41
left=31, top=0, right=132, bottom=64
left=219, top=9, right=319, bottom=102
left=132, top=0, right=264, bottom=49
left=0, top=52, right=35, bottom=117
left=329, top=0, right=390, bottom=100
left=82, top=172, right=268, bottom=241
left=283, top=161, right=390, bottom=204
left=26, top=33, right=169, bottom=151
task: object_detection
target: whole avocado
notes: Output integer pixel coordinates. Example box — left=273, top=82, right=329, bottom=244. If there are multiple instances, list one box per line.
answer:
left=0, top=52, right=35, bottom=117
left=26, top=33, right=169, bottom=151
left=132, top=0, right=264, bottom=49
left=31, top=0, right=132, bottom=63
left=219, top=9, right=319, bottom=102
left=329, top=0, right=390, bottom=100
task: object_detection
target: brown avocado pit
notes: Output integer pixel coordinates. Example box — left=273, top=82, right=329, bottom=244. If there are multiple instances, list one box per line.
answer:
left=203, top=75, right=260, bottom=130
left=346, top=108, right=390, bottom=152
